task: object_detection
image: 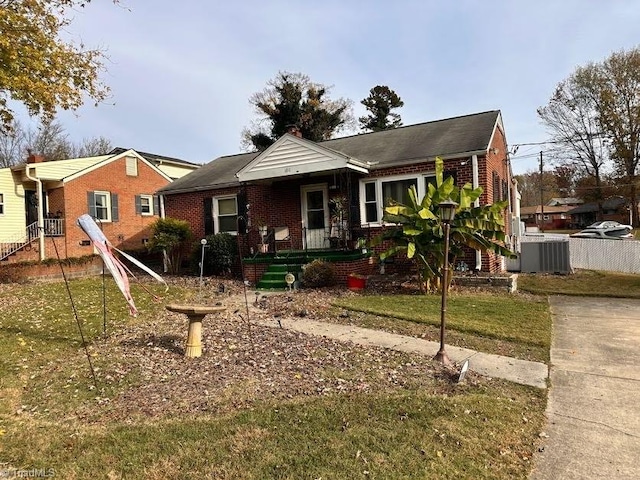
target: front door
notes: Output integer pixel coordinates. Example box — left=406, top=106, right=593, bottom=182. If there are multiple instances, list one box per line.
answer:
left=25, top=190, right=38, bottom=225
left=301, top=184, right=329, bottom=249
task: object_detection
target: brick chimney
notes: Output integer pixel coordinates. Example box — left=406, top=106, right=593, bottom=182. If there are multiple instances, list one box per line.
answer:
left=286, top=124, right=302, bottom=138
left=26, top=150, right=45, bottom=163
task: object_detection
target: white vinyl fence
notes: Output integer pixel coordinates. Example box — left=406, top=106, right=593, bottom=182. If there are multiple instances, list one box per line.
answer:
left=509, top=234, right=640, bottom=274
left=569, top=237, right=640, bottom=274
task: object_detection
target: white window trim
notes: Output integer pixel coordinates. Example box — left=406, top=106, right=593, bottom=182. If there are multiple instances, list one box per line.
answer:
left=213, top=195, right=238, bottom=235
left=140, top=194, right=153, bottom=216
left=0, top=193, right=4, bottom=216
left=359, top=172, right=436, bottom=227
left=94, top=190, right=112, bottom=223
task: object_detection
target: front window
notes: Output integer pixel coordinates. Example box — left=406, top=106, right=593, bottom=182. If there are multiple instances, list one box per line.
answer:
left=139, top=194, right=152, bottom=215
left=215, top=196, right=238, bottom=233
left=382, top=178, right=417, bottom=206
left=360, top=173, right=436, bottom=226
left=0, top=193, right=4, bottom=215
left=94, top=191, right=111, bottom=221
left=364, top=182, right=377, bottom=223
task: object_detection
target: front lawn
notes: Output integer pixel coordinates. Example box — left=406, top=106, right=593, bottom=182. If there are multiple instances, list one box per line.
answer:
left=518, top=269, right=640, bottom=298
left=331, top=292, right=551, bottom=363
left=0, top=277, right=547, bottom=479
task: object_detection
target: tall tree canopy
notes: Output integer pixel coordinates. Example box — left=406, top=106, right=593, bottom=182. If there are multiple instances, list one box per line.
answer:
left=359, top=85, right=404, bottom=132
left=538, top=47, right=640, bottom=226
left=0, top=0, right=111, bottom=134
left=242, top=72, right=353, bottom=151
left=538, top=69, right=609, bottom=216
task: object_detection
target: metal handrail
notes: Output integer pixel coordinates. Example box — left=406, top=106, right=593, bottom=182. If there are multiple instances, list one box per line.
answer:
left=0, top=221, right=39, bottom=261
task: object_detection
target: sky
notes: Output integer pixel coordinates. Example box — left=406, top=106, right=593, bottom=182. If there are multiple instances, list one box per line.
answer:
left=15, top=0, right=640, bottom=174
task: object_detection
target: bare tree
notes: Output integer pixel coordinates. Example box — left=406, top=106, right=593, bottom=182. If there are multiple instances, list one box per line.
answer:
left=0, top=120, right=26, bottom=167
left=24, top=119, right=73, bottom=161
left=541, top=47, right=640, bottom=226
left=72, top=136, right=113, bottom=157
left=587, top=49, right=640, bottom=226
left=514, top=170, right=560, bottom=206
left=538, top=74, right=608, bottom=219
left=0, top=118, right=112, bottom=166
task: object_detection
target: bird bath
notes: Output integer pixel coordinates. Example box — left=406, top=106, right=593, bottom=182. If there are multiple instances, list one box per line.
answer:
left=165, top=304, right=227, bottom=357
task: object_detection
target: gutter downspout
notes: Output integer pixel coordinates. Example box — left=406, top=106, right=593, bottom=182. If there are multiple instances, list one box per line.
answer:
left=24, top=165, right=45, bottom=261
left=159, top=194, right=166, bottom=219
left=471, top=154, right=482, bottom=271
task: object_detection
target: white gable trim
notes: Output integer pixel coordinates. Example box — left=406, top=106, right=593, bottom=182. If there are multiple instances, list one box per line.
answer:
left=236, top=134, right=369, bottom=182
left=63, top=149, right=173, bottom=183
left=485, top=111, right=505, bottom=155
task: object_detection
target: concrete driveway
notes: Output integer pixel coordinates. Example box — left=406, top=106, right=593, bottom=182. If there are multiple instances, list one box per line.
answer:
left=530, top=296, right=640, bottom=479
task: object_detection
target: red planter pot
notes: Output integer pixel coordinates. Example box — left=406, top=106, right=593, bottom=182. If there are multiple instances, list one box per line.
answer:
left=347, top=275, right=367, bottom=291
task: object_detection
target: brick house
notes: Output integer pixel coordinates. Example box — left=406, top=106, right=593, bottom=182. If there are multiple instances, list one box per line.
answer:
left=0, top=149, right=199, bottom=263
left=159, top=110, right=518, bottom=285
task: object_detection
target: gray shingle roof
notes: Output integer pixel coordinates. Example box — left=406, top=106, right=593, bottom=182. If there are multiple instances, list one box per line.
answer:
left=159, top=151, right=259, bottom=194
left=109, top=147, right=200, bottom=167
left=159, top=110, right=500, bottom=194
left=567, top=196, right=626, bottom=214
left=321, top=110, right=499, bottom=167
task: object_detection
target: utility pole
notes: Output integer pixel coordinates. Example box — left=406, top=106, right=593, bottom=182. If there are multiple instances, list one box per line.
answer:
left=539, top=151, right=544, bottom=233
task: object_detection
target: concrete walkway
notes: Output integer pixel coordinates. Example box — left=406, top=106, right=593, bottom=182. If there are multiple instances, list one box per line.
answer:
left=254, top=316, right=549, bottom=389
left=530, top=296, right=640, bottom=480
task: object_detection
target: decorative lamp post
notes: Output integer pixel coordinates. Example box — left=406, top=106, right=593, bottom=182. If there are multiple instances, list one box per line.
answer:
left=434, top=198, right=458, bottom=365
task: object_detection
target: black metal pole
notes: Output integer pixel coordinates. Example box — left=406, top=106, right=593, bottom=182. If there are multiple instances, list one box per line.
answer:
left=434, top=222, right=452, bottom=365
left=102, top=260, right=107, bottom=335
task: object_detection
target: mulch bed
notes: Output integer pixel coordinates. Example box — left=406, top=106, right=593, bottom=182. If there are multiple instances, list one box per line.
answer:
left=30, top=277, right=485, bottom=423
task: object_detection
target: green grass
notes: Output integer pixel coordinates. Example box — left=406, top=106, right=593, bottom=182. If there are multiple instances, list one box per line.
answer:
left=332, top=293, right=551, bottom=362
left=2, top=387, right=545, bottom=479
left=518, top=270, right=640, bottom=298
left=0, top=278, right=186, bottom=413
left=0, top=278, right=547, bottom=479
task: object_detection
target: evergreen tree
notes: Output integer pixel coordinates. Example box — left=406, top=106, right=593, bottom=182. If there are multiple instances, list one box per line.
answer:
left=359, top=85, right=404, bottom=132
left=242, top=72, right=353, bottom=151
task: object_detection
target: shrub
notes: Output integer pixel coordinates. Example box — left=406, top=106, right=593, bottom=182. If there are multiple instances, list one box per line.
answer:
left=300, top=259, right=336, bottom=288
left=192, top=233, right=238, bottom=276
left=148, top=218, right=193, bottom=274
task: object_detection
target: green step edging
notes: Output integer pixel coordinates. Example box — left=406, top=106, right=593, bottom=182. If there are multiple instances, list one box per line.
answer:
left=243, top=251, right=370, bottom=265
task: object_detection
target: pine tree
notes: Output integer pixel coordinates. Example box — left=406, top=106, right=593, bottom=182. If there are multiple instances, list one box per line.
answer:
left=242, top=72, right=353, bottom=151
left=359, top=85, right=404, bottom=132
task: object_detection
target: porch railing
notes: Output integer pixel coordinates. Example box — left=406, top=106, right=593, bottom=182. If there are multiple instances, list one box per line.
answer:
left=43, top=218, right=64, bottom=237
left=0, top=219, right=65, bottom=261
left=259, top=225, right=373, bottom=254
left=0, top=221, right=39, bottom=261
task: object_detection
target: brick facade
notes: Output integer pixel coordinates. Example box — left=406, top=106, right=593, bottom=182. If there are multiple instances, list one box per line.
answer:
left=164, top=149, right=511, bottom=277
left=61, top=156, right=169, bottom=257
left=3, top=156, right=169, bottom=264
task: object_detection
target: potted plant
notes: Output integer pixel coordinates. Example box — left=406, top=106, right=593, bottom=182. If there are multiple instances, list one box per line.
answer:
left=346, top=273, right=367, bottom=291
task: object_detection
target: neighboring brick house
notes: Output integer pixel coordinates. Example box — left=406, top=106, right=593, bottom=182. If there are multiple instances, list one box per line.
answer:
left=521, top=205, right=572, bottom=230
left=0, top=149, right=199, bottom=263
left=159, top=110, right=518, bottom=282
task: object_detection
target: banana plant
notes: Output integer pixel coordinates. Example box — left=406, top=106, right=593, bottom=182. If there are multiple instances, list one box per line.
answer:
left=372, top=157, right=515, bottom=292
